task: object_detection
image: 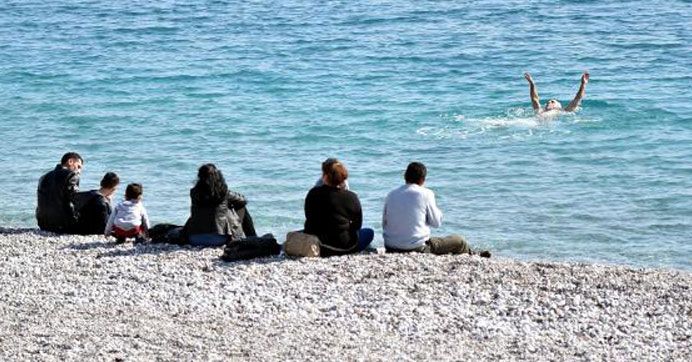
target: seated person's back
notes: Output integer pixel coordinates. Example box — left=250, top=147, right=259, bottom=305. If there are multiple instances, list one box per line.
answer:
left=105, top=183, right=150, bottom=243
left=36, top=152, right=84, bottom=233
left=304, top=184, right=361, bottom=250
left=75, top=172, right=119, bottom=235
left=383, top=162, right=442, bottom=251
left=382, top=162, right=487, bottom=256
left=304, top=160, right=372, bottom=255
left=383, top=182, right=441, bottom=250
left=184, top=163, right=256, bottom=246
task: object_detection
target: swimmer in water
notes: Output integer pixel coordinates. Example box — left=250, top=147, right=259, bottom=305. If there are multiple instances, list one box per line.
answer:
left=524, top=72, right=589, bottom=115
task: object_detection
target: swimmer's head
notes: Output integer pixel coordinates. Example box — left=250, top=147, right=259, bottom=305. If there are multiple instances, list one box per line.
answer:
left=545, top=99, right=562, bottom=111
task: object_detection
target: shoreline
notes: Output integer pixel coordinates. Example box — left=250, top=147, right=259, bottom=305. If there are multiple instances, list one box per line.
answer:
left=1, top=228, right=690, bottom=361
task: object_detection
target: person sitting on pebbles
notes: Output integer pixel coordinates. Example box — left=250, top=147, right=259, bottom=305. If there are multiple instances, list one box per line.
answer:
left=184, top=163, right=257, bottom=247
left=304, top=160, right=373, bottom=256
left=524, top=72, right=589, bottom=116
left=382, top=162, right=490, bottom=257
left=75, top=172, right=120, bottom=235
left=105, top=183, right=150, bottom=244
left=36, top=152, right=84, bottom=234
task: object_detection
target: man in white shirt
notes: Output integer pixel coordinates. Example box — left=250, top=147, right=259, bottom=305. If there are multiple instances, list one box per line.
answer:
left=383, top=162, right=486, bottom=256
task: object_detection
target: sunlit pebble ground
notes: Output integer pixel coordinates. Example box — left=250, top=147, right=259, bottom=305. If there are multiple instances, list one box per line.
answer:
left=1, top=228, right=691, bottom=361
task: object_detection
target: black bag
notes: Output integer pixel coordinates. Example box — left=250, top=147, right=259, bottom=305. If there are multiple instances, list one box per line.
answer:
left=221, top=233, right=280, bottom=262
left=149, top=223, right=185, bottom=244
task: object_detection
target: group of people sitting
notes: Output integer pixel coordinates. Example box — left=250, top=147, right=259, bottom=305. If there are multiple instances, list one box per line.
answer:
left=36, top=152, right=488, bottom=257
left=36, top=153, right=150, bottom=243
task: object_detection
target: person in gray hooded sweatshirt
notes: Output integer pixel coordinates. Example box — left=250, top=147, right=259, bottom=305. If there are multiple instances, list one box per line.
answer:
left=105, top=183, right=150, bottom=243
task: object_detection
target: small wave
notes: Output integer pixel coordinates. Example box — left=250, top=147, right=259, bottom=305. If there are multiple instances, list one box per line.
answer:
left=582, top=99, right=614, bottom=108
left=112, top=26, right=179, bottom=34
left=570, top=116, right=603, bottom=124
left=416, top=126, right=483, bottom=140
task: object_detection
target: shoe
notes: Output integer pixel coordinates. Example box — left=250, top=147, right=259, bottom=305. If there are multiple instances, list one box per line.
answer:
left=134, top=236, right=149, bottom=245
left=471, top=250, right=492, bottom=258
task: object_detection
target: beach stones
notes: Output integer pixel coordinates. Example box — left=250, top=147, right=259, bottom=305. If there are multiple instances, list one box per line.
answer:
left=0, top=230, right=691, bottom=361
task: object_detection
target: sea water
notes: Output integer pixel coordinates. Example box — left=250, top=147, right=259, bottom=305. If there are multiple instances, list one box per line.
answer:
left=1, top=0, right=690, bottom=269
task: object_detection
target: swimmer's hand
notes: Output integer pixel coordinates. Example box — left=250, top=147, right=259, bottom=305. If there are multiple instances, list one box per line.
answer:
left=565, top=72, right=589, bottom=112
left=524, top=73, right=540, bottom=112
left=524, top=73, right=534, bottom=84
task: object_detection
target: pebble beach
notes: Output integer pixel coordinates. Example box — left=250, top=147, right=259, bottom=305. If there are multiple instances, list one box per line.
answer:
left=1, top=228, right=690, bottom=361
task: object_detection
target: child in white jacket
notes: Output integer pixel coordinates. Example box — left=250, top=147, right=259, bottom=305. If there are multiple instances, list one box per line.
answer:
left=105, top=183, right=150, bottom=243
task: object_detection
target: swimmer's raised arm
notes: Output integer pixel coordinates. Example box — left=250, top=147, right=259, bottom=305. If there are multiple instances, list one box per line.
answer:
left=524, top=73, right=541, bottom=112
left=565, top=72, right=589, bottom=112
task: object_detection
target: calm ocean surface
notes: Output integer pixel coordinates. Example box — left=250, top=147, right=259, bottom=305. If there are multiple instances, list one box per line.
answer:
left=1, top=1, right=690, bottom=269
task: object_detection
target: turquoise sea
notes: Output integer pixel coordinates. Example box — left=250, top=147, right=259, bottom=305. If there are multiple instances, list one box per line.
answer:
left=1, top=1, right=690, bottom=269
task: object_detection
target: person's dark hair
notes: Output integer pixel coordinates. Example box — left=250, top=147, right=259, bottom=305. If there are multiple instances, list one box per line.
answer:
left=405, top=162, right=427, bottom=184
left=321, top=158, right=340, bottom=175
left=100, top=172, right=120, bottom=189
left=125, top=183, right=143, bottom=201
left=192, top=163, right=229, bottom=205
left=324, top=161, right=348, bottom=187
left=61, top=152, right=83, bottom=166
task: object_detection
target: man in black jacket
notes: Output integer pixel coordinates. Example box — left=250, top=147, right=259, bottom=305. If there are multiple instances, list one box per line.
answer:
left=36, top=152, right=84, bottom=233
left=74, top=172, right=119, bottom=235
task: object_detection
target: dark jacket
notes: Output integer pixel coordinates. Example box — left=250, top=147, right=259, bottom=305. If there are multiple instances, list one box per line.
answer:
left=304, top=185, right=362, bottom=255
left=74, top=190, right=112, bottom=235
left=36, top=165, right=80, bottom=233
left=184, top=188, right=247, bottom=242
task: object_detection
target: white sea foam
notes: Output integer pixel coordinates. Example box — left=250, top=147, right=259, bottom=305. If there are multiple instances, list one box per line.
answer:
left=419, top=109, right=559, bottom=140
left=422, top=108, right=605, bottom=141
left=570, top=115, right=603, bottom=124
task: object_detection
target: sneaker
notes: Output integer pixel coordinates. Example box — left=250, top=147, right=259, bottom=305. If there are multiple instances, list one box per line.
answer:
left=471, top=250, right=492, bottom=258
left=134, top=236, right=149, bottom=245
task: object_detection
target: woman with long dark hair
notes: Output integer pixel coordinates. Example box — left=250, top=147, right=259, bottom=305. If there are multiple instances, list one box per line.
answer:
left=184, top=164, right=256, bottom=246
